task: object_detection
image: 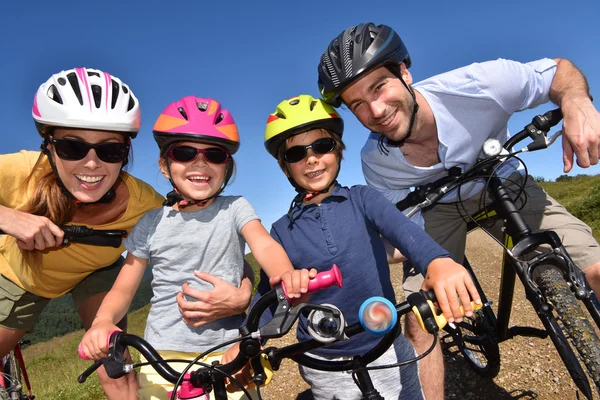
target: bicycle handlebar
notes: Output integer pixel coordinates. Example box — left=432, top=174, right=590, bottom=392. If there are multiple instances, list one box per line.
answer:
left=0, top=224, right=127, bottom=248
left=396, top=108, right=563, bottom=213
left=78, top=264, right=480, bottom=399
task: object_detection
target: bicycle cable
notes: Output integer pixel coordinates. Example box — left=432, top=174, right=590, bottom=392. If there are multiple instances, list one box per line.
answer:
left=169, top=334, right=253, bottom=400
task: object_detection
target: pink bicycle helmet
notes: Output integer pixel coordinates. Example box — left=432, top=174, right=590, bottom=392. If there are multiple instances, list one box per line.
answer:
left=33, top=67, right=141, bottom=138
left=153, top=96, right=240, bottom=154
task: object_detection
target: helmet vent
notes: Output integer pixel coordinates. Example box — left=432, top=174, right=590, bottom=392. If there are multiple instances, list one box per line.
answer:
left=178, top=107, right=188, bottom=120
left=310, top=101, right=317, bottom=111
left=122, top=85, right=129, bottom=94
left=197, top=102, right=208, bottom=112
left=275, top=112, right=286, bottom=119
left=87, top=71, right=100, bottom=78
left=57, top=77, right=67, bottom=86
left=111, top=80, right=120, bottom=109
left=91, top=85, right=102, bottom=108
left=66, top=72, right=83, bottom=105
left=127, top=97, right=136, bottom=112
left=47, top=85, right=63, bottom=104
left=215, top=113, right=224, bottom=124
left=289, top=99, right=299, bottom=106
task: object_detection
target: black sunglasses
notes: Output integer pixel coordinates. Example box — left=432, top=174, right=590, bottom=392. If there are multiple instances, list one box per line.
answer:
left=168, top=145, right=229, bottom=164
left=283, top=137, right=336, bottom=163
left=49, top=137, right=129, bottom=163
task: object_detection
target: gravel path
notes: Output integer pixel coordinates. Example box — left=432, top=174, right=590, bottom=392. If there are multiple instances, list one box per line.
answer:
left=259, top=230, right=599, bottom=400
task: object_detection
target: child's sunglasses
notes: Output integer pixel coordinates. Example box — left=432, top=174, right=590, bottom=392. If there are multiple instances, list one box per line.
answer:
left=283, top=137, right=336, bottom=163
left=48, top=136, right=129, bottom=163
left=168, top=145, right=229, bottom=164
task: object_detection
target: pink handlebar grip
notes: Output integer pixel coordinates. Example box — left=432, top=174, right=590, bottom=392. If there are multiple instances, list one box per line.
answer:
left=281, top=264, right=343, bottom=300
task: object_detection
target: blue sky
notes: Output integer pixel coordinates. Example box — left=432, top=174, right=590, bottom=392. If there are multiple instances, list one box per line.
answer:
left=2, top=0, right=599, bottom=230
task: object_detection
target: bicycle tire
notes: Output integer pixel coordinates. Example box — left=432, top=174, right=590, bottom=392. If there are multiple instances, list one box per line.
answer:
left=442, top=307, right=501, bottom=378
left=1, top=351, right=23, bottom=400
left=535, top=267, right=600, bottom=394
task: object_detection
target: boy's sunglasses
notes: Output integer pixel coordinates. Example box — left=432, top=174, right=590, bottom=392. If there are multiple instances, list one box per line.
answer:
left=168, top=145, right=229, bottom=164
left=283, top=137, right=336, bottom=163
left=49, top=136, right=129, bottom=163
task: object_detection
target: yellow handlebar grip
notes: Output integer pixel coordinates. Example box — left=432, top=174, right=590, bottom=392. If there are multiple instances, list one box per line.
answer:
left=412, top=300, right=483, bottom=333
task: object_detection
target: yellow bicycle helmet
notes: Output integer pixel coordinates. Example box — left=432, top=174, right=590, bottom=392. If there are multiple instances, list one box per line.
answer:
left=264, top=94, right=343, bottom=158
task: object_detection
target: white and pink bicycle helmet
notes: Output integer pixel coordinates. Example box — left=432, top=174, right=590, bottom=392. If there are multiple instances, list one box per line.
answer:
left=153, top=96, right=240, bottom=154
left=32, top=67, right=141, bottom=138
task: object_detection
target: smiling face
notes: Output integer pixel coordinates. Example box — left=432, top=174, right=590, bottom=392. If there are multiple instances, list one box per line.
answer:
left=283, top=129, right=341, bottom=199
left=49, top=128, right=126, bottom=203
left=160, top=141, right=228, bottom=205
left=341, top=64, right=416, bottom=142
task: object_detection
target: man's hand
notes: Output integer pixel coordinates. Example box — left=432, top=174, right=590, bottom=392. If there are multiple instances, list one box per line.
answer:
left=177, top=271, right=252, bottom=328
left=421, top=258, right=481, bottom=324
left=560, top=95, right=600, bottom=172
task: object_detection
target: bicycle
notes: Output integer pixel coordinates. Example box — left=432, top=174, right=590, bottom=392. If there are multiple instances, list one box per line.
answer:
left=77, top=264, right=478, bottom=400
left=0, top=224, right=128, bottom=400
left=395, top=108, right=600, bottom=399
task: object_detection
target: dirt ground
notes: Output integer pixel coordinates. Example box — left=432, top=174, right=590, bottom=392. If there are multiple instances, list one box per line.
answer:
left=259, top=230, right=599, bottom=400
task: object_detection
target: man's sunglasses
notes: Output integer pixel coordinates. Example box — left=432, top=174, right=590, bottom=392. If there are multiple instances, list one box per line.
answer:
left=49, top=136, right=129, bottom=163
left=283, top=137, right=336, bottom=163
left=168, top=145, right=229, bottom=164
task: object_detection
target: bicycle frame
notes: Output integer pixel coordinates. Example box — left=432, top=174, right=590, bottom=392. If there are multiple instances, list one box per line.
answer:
left=0, top=342, right=34, bottom=400
left=458, top=172, right=600, bottom=398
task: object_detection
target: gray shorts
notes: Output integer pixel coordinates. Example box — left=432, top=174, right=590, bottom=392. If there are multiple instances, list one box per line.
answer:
left=403, top=174, right=600, bottom=294
left=0, top=256, right=124, bottom=331
left=298, top=334, right=424, bottom=400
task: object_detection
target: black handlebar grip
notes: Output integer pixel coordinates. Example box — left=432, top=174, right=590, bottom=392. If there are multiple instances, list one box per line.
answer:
left=533, top=108, right=563, bottom=131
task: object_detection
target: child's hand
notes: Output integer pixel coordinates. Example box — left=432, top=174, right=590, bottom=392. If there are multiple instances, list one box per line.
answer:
left=271, top=268, right=317, bottom=299
left=421, top=258, right=481, bottom=324
left=78, top=319, right=120, bottom=360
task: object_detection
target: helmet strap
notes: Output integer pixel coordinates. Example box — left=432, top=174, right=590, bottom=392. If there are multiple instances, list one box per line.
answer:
left=40, top=139, right=117, bottom=207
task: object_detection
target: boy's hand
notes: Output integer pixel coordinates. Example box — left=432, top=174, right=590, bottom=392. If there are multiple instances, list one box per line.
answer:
left=421, top=258, right=481, bottom=323
left=270, top=268, right=317, bottom=299
left=79, top=319, right=120, bottom=360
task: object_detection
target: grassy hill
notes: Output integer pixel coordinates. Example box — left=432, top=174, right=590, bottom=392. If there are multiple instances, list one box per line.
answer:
left=13, top=174, right=600, bottom=398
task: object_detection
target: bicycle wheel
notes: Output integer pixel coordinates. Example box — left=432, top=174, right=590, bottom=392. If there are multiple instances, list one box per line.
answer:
left=442, top=307, right=501, bottom=378
left=535, top=267, right=600, bottom=393
left=1, top=351, right=23, bottom=400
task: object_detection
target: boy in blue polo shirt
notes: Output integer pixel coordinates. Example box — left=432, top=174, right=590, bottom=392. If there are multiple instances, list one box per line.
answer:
left=256, top=95, right=481, bottom=400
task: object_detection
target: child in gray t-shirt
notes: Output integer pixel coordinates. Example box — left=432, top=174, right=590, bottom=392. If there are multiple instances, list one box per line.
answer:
left=79, top=96, right=314, bottom=399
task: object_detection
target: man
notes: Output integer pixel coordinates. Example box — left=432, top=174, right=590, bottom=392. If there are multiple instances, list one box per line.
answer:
left=317, top=22, right=600, bottom=399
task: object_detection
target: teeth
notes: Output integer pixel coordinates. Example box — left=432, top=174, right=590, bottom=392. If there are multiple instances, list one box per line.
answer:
left=189, top=176, right=209, bottom=181
left=306, top=170, right=324, bottom=178
left=76, top=175, right=103, bottom=183
left=380, top=112, right=396, bottom=126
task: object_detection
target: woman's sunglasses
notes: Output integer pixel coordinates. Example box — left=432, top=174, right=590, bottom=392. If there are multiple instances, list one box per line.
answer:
left=49, top=136, right=129, bottom=163
left=283, top=137, right=336, bottom=163
left=168, top=145, right=229, bottom=164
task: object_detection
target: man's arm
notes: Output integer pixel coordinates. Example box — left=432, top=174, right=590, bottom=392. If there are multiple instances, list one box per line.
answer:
left=549, top=58, right=599, bottom=172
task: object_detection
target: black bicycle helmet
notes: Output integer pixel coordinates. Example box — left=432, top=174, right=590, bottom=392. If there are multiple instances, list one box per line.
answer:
left=318, top=23, right=411, bottom=107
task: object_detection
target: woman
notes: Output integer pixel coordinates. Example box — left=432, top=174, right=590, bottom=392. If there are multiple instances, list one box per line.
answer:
left=0, top=68, right=252, bottom=399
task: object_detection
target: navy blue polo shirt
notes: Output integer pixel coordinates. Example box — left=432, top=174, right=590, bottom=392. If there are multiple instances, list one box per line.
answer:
left=256, top=184, right=451, bottom=357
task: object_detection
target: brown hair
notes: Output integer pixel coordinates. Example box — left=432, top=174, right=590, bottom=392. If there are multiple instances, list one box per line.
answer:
left=15, top=141, right=132, bottom=269
left=276, top=128, right=346, bottom=177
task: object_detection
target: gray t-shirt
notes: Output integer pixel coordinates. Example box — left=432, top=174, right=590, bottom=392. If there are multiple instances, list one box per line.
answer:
left=124, top=196, right=258, bottom=353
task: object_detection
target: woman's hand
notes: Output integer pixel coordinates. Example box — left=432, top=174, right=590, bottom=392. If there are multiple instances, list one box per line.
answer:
left=0, top=206, right=63, bottom=250
left=79, top=319, right=120, bottom=360
left=177, top=271, right=252, bottom=328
